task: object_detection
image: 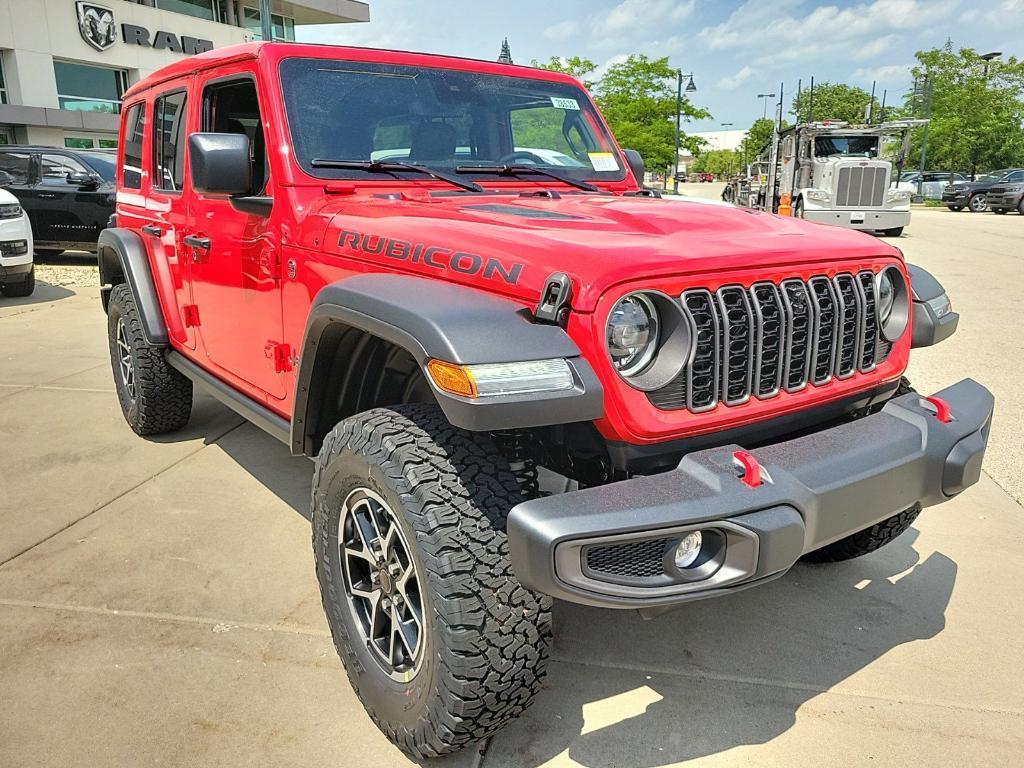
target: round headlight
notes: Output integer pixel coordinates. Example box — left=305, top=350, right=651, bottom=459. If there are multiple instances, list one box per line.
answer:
left=875, top=266, right=910, bottom=342
left=607, top=293, right=658, bottom=376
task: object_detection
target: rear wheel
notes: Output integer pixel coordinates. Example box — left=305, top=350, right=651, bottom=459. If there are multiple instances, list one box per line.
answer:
left=992, top=208, right=1008, bottom=215
left=968, top=193, right=988, bottom=212
left=0, top=265, right=34, bottom=297
left=106, top=284, right=192, bottom=435
left=803, top=504, right=921, bottom=563
left=312, top=404, right=551, bottom=758
left=882, top=226, right=904, bottom=237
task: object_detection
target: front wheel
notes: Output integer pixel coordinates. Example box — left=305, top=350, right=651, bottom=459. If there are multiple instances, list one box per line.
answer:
left=312, top=404, right=551, bottom=758
left=0, top=265, right=34, bottom=297
left=946, top=205, right=963, bottom=211
left=968, top=194, right=988, bottom=212
left=802, top=504, right=921, bottom=563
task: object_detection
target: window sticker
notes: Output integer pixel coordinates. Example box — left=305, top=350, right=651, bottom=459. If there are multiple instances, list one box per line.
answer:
left=550, top=96, right=580, bottom=110
left=588, top=152, right=619, bottom=172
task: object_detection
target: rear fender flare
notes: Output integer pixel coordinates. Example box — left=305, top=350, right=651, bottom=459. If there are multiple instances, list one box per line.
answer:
left=290, top=274, right=604, bottom=455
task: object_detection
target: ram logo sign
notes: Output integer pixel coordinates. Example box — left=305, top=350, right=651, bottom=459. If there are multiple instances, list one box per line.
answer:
left=76, top=2, right=117, bottom=52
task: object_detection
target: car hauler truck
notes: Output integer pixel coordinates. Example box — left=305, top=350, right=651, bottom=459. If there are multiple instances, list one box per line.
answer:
left=752, top=119, right=927, bottom=236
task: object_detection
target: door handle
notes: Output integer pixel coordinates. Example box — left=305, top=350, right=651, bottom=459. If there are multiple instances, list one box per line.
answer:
left=184, top=234, right=211, bottom=251
left=141, top=224, right=162, bottom=236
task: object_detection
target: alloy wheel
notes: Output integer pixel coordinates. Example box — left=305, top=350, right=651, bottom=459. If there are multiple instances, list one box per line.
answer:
left=339, top=487, right=424, bottom=680
left=969, top=194, right=987, bottom=212
left=116, top=318, right=136, bottom=401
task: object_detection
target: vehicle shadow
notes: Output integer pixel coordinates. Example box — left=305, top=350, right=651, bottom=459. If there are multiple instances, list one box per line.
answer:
left=163, top=402, right=957, bottom=768
left=0, top=280, right=75, bottom=309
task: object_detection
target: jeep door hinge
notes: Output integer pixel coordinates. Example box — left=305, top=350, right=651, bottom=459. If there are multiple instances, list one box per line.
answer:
left=534, top=272, right=573, bottom=327
left=266, top=342, right=292, bottom=373
left=182, top=305, right=200, bottom=327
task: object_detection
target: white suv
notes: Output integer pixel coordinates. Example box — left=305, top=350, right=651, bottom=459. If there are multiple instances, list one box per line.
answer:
left=0, top=188, right=34, bottom=297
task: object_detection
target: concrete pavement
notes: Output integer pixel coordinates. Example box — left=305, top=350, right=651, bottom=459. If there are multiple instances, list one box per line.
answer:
left=2, top=207, right=1023, bottom=766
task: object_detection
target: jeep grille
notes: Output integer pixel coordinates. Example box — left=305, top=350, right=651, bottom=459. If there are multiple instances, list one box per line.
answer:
left=648, top=271, right=891, bottom=412
left=835, top=165, right=887, bottom=207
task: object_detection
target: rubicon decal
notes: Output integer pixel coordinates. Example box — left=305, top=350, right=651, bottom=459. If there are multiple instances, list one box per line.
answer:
left=338, top=230, right=523, bottom=286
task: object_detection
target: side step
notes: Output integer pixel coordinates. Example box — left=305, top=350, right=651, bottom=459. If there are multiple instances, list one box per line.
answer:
left=166, top=351, right=290, bottom=446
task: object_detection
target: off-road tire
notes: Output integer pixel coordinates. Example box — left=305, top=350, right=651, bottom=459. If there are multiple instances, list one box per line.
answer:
left=882, top=226, right=904, bottom=237
left=106, top=283, right=192, bottom=435
left=802, top=504, right=921, bottom=563
left=312, top=404, right=552, bottom=758
left=0, top=265, right=34, bottom=297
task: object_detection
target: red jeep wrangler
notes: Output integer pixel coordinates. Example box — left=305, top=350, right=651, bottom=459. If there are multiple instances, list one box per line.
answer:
left=98, top=42, right=993, bottom=757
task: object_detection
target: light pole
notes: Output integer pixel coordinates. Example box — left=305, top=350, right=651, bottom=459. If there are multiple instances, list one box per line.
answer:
left=757, top=93, right=775, bottom=120
left=973, top=52, right=1002, bottom=180
left=720, top=122, right=734, bottom=175
left=981, top=50, right=1002, bottom=77
left=673, top=70, right=697, bottom=189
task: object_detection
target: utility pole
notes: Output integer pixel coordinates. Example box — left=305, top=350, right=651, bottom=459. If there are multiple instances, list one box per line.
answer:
left=975, top=52, right=1002, bottom=179
left=917, top=74, right=932, bottom=199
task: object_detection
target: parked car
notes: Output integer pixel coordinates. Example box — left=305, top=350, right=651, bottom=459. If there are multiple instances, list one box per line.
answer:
left=699, top=171, right=715, bottom=182
left=942, top=168, right=1024, bottom=212
left=986, top=178, right=1024, bottom=214
left=99, top=41, right=992, bottom=759
left=0, top=187, right=34, bottom=296
left=0, top=146, right=116, bottom=255
left=896, top=171, right=966, bottom=200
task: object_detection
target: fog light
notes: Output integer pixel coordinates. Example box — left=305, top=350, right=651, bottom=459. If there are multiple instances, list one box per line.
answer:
left=674, top=531, right=703, bottom=568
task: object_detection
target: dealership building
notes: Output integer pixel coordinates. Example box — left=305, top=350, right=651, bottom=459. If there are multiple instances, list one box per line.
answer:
left=0, top=0, right=369, bottom=148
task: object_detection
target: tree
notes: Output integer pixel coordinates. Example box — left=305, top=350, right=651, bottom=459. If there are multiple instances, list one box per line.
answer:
left=534, top=54, right=711, bottom=173
left=738, top=117, right=777, bottom=164
left=692, top=149, right=742, bottom=176
left=530, top=56, right=597, bottom=89
left=792, top=82, right=879, bottom=123
left=906, top=42, right=1024, bottom=176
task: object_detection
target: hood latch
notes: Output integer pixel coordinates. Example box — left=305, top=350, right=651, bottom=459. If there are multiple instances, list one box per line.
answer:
left=534, top=272, right=573, bottom=327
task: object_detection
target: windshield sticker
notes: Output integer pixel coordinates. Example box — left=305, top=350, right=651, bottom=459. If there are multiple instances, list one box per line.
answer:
left=588, top=152, right=619, bottom=172
left=550, top=96, right=580, bottom=111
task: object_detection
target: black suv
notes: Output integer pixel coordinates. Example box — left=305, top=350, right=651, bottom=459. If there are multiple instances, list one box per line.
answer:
left=942, top=168, right=1024, bottom=213
left=0, top=146, right=116, bottom=255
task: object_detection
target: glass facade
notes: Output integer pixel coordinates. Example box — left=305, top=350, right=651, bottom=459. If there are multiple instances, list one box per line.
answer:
left=242, top=6, right=296, bottom=40
left=155, top=0, right=217, bottom=21
left=54, top=61, right=128, bottom=114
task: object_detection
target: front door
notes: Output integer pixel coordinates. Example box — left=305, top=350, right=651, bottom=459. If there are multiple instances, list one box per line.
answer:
left=0, top=149, right=64, bottom=248
left=186, top=71, right=285, bottom=399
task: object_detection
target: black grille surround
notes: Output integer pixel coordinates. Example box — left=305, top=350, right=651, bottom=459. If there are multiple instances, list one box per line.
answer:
left=648, top=270, right=891, bottom=412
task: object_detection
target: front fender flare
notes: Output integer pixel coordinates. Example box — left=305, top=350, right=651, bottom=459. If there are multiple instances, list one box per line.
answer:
left=291, top=274, right=604, bottom=455
left=97, top=228, right=168, bottom=346
left=907, top=263, right=959, bottom=348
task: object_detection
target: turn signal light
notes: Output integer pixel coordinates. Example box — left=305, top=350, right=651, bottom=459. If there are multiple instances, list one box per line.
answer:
left=426, top=359, right=477, bottom=398
left=426, top=358, right=575, bottom=399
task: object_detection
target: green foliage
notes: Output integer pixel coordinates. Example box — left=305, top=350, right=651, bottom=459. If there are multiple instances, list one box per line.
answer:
left=509, top=107, right=578, bottom=157
left=738, top=118, right=777, bottom=162
left=906, top=42, right=1024, bottom=174
left=534, top=54, right=711, bottom=172
left=692, top=149, right=742, bottom=176
left=792, top=82, right=879, bottom=123
left=529, top=56, right=598, bottom=89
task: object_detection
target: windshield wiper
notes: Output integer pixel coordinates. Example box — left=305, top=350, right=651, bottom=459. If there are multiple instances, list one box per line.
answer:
left=310, top=159, right=483, bottom=193
left=454, top=164, right=599, bottom=192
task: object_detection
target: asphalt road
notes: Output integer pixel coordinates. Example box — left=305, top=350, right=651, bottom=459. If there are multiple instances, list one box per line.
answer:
left=1, top=200, right=1022, bottom=767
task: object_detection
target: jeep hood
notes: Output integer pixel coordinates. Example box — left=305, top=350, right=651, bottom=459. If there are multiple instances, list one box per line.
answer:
left=317, top=193, right=900, bottom=312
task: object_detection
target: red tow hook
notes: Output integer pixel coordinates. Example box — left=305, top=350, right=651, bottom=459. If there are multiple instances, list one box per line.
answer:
left=923, top=396, right=953, bottom=423
left=732, top=450, right=763, bottom=488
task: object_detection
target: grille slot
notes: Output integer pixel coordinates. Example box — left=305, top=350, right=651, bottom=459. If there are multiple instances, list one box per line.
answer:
left=650, top=270, right=891, bottom=412
left=835, top=165, right=887, bottom=207
left=585, top=539, right=670, bottom=579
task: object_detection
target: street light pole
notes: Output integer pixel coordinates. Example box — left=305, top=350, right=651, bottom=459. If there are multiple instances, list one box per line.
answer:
left=974, top=52, right=1002, bottom=180
left=720, top=122, right=734, bottom=175
left=673, top=70, right=696, bottom=190
left=757, top=93, right=776, bottom=120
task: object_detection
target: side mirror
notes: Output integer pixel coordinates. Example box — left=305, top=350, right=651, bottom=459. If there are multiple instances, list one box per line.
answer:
left=67, top=171, right=97, bottom=187
left=188, top=132, right=251, bottom=195
left=621, top=148, right=645, bottom=183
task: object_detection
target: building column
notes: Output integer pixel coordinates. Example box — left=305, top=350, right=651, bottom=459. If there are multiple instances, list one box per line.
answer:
left=4, top=49, right=59, bottom=109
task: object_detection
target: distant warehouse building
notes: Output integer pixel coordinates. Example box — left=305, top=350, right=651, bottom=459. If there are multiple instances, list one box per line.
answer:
left=0, top=0, right=369, bottom=148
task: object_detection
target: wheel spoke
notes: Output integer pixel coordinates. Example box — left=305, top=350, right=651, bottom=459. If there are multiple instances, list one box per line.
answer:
left=393, top=604, right=419, bottom=659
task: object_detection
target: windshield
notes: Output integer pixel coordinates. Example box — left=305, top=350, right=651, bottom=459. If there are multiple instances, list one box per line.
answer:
left=813, top=136, right=879, bottom=158
left=279, top=57, right=623, bottom=183
left=79, top=151, right=116, bottom=182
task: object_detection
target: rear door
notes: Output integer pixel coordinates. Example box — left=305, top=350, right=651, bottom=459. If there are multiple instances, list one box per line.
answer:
left=185, top=69, right=285, bottom=399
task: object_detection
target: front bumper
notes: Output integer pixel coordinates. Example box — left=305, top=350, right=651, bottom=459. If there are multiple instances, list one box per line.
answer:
left=802, top=208, right=910, bottom=230
left=987, top=192, right=1023, bottom=210
left=508, top=379, right=993, bottom=609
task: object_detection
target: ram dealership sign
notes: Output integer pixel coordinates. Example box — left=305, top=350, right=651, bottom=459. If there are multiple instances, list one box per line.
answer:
left=75, top=2, right=213, bottom=56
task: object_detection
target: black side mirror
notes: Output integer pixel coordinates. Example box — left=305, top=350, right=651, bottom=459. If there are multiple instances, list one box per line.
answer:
left=621, top=149, right=645, bottom=184
left=67, top=171, right=98, bottom=187
left=189, top=133, right=251, bottom=195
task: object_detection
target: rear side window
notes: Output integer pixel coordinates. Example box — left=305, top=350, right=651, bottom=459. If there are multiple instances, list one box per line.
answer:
left=1008, top=171, right=1024, bottom=182
left=153, top=91, right=187, bottom=192
left=0, top=151, right=32, bottom=185
left=122, top=102, right=144, bottom=188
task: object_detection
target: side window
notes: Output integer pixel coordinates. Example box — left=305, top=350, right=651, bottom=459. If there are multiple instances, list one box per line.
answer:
left=0, top=151, right=32, bottom=186
left=201, top=77, right=266, bottom=193
left=153, top=91, right=187, bottom=192
left=40, top=153, right=89, bottom=185
left=122, top=102, right=144, bottom=188
left=1007, top=171, right=1024, bottom=182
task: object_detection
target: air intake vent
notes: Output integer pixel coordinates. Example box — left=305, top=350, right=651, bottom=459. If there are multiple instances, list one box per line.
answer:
left=650, top=271, right=891, bottom=412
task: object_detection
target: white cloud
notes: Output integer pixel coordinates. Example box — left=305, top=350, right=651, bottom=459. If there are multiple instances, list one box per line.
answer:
left=543, top=20, right=579, bottom=42
left=852, top=63, right=914, bottom=82
left=854, top=34, right=902, bottom=60
left=717, top=65, right=755, bottom=90
left=591, top=0, right=696, bottom=42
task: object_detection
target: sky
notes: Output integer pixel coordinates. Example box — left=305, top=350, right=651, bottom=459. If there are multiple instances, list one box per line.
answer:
left=298, top=0, right=1024, bottom=133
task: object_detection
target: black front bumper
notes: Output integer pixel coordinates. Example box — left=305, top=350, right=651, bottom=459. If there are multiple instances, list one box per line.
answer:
left=988, top=192, right=1023, bottom=209
left=508, top=379, right=993, bottom=609
left=0, top=261, right=32, bottom=281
